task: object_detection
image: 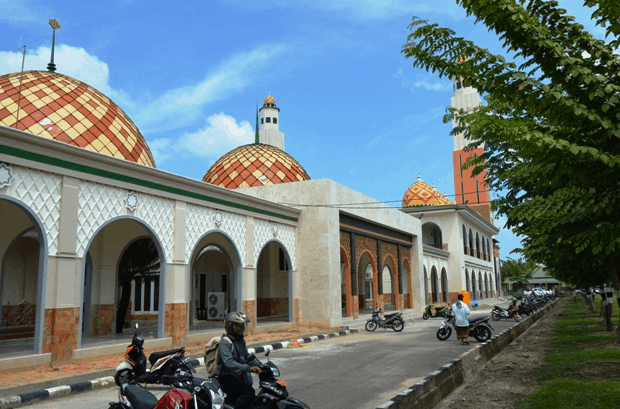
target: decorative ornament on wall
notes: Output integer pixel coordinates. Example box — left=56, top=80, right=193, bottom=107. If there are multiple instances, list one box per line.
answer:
left=271, top=222, right=279, bottom=237
left=214, top=210, right=223, bottom=227
left=126, top=192, right=139, bottom=211
left=0, top=163, right=13, bottom=188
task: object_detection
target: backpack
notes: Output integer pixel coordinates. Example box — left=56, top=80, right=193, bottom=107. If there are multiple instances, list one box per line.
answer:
left=204, top=334, right=234, bottom=377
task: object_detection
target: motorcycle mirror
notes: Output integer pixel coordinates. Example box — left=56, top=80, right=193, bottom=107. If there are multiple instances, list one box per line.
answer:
left=265, top=350, right=271, bottom=359
left=135, top=323, right=139, bottom=330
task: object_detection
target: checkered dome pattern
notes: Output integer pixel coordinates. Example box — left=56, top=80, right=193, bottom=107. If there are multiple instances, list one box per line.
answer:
left=203, top=143, right=310, bottom=189
left=0, top=70, right=155, bottom=167
left=402, top=180, right=455, bottom=207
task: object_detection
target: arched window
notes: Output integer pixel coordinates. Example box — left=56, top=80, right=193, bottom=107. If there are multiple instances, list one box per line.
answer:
left=482, top=236, right=486, bottom=260
left=487, top=239, right=492, bottom=262
left=441, top=268, right=448, bottom=304
left=430, top=267, right=439, bottom=303
left=475, top=233, right=481, bottom=259
left=465, top=269, right=470, bottom=292
left=422, top=223, right=443, bottom=249
left=462, top=225, right=467, bottom=255
left=469, top=229, right=474, bottom=256
left=424, top=266, right=429, bottom=304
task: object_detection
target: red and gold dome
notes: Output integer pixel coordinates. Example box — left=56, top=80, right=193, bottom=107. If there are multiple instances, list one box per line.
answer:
left=402, top=177, right=454, bottom=207
left=0, top=70, right=155, bottom=167
left=203, top=144, right=310, bottom=189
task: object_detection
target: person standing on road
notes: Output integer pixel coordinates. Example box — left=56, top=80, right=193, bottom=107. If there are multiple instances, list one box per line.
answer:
left=454, top=294, right=471, bottom=345
left=215, top=312, right=263, bottom=409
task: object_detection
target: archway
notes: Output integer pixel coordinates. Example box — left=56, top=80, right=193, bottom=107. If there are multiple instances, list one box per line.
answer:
left=468, top=229, right=474, bottom=256
left=256, top=240, right=293, bottom=323
left=475, top=233, right=481, bottom=259
left=482, top=236, right=487, bottom=260
left=462, top=225, right=467, bottom=255
left=0, top=196, right=48, bottom=357
left=478, top=272, right=483, bottom=299
left=189, top=231, right=242, bottom=329
left=423, top=267, right=429, bottom=305
left=441, top=268, right=448, bottom=304
left=357, top=251, right=376, bottom=312
left=422, top=222, right=442, bottom=249
left=80, top=217, right=166, bottom=345
left=340, top=247, right=351, bottom=317
left=489, top=275, right=494, bottom=298
left=465, top=269, right=470, bottom=292
left=471, top=271, right=477, bottom=300
left=382, top=265, right=394, bottom=310
left=430, top=266, right=439, bottom=303
left=401, top=259, right=411, bottom=308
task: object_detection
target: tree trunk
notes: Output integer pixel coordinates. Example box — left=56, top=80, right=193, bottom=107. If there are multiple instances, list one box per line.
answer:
left=607, top=257, right=620, bottom=343
left=582, top=292, right=597, bottom=313
left=600, top=285, right=613, bottom=331
left=116, top=282, right=133, bottom=334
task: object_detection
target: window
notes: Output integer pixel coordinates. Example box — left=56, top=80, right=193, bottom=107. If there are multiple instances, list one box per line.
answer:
left=456, top=81, right=462, bottom=89
left=279, top=247, right=289, bottom=271
left=261, top=118, right=264, bottom=124
left=458, top=154, right=463, bottom=178
left=132, top=277, right=159, bottom=313
left=476, top=180, right=480, bottom=203
left=365, top=282, right=373, bottom=300
left=273, top=117, right=277, bottom=124
left=266, top=117, right=271, bottom=123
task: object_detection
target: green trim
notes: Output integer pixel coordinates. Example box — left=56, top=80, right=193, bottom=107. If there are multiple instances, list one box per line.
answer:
left=465, top=260, right=492, bottom=269
left=423, top=249, right=448, bottom=258
left=0, top=144, right=298, bottom=222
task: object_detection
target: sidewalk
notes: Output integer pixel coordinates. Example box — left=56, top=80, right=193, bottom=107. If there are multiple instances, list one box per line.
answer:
left=0, top=298, right=507, bottom=408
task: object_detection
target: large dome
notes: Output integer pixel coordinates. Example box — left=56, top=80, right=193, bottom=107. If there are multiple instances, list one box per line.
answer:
left=402, top=176, right=454, bottom=207
left=0, top=70, right=155, bottom=167
left=203, top=143, right=310, bottom=189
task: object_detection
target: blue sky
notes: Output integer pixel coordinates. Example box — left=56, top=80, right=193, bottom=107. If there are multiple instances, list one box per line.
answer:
left=0, top=0, right=605, bottom=259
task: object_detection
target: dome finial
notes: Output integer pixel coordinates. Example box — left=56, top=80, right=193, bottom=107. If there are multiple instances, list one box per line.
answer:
left=47, top=19, right=61, bottom=73
left=417, top=172, right=422, bottom=182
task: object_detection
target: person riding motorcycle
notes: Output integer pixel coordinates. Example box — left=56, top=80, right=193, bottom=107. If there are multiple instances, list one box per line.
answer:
left=214, top=312, right=262, bottom=409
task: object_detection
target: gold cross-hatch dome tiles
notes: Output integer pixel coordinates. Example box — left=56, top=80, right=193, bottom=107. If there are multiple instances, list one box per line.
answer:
left=0, top=70, right=156, bottom=167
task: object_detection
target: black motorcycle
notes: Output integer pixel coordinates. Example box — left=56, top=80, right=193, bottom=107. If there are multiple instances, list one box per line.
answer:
left=114, top=323, right=186, bottom=386
left=365, top=307, right=405, bottom=332
left=436, top=313, right=494, bottom=342
left=110, top=356, right=226, bottom=409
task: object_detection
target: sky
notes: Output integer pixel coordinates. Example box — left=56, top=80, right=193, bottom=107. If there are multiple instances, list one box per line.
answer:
left=0, top=0, right=607, bottom=260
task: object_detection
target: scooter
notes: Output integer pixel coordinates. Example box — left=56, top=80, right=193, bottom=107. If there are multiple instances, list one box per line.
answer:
left=422, top=303, right=450, bottom=320
left=114, top=323, right=186, bottom=386
left=365, top=307, right=405, bottom=332
left=233, top=350, right=310, bottom=409
left=436, top=312, right=494, bottom=342
left=491, top=304, right=522, bottom=322
left=110, top=356, right=227, bottom=409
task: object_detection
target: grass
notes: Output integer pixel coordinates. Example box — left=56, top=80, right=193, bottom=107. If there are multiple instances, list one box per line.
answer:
left=518, top=295, right=620, bottom=409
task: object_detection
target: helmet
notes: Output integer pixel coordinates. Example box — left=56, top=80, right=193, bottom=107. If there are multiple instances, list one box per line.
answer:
left=224, top=312, right=250, bottom=336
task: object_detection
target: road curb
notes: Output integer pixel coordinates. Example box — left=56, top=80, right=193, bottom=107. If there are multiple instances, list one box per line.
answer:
left=0, top=328, right=361, bottom=409
left=374, top=299, right=561, bottom=409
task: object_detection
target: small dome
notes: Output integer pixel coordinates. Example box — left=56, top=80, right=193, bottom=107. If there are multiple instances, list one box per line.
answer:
left=403, top=176, right=454, bottom=207
left=0, top=70, right=155, bottom=167
left=263, top=95, right=276, bottom=107
left=203, top=143, right=310, bottom=189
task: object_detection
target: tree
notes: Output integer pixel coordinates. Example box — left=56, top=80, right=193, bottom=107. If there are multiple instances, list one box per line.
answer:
left=501, top=257, right=537, bottom=289
left=402, top=0, right=620, bottom=329
left=116, top=238, right=160, bottom=333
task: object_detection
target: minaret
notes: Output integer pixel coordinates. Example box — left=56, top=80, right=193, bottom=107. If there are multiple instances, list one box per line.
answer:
left=258, top=95, right=284, bottom=150
left=451, top=68, right=492, bottom=222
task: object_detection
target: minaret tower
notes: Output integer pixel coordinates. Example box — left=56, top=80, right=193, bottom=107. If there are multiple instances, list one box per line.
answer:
left=451, top=70, right=493, bottom=222
left=258, top=95, right=285, bottom=150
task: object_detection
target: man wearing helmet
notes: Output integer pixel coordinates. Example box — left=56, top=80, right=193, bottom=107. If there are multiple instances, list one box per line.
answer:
left=214, top=312, right=262, bottom=409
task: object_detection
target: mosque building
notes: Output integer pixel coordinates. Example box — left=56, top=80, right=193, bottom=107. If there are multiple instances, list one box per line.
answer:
left=0, top=43, right=501, bottom=369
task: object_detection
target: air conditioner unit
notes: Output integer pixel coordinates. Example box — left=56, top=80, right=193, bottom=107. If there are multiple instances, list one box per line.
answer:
left=207, top=292, right=226, bottom=320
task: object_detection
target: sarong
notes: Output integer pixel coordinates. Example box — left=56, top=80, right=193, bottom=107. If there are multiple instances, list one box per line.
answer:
left=456, top=325, right=470, bottom=340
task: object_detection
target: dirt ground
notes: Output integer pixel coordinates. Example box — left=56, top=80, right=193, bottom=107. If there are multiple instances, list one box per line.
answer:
left=0, top=324, right=324, bottom=389
left=433, top=299, right=564, bottom=409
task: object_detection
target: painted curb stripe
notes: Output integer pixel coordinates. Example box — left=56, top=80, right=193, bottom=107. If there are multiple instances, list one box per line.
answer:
left=18, top=390, right=49, bottom=403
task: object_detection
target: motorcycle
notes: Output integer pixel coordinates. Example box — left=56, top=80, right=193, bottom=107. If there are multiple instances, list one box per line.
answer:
left=491, top=304, right=522, bottom=322
left=228, top=349, right=310, bottom=409
left=114, top=323, right=187, bottom=386
left=365, top=307, right=405, bottom=332
left=110, top=355, right=227, bottom=409
left=436, top=312, right=494, bottom=342
left=422, top=303, right=450, bottom=320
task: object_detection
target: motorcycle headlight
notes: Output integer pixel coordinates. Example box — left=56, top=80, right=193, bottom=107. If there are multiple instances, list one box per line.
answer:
left=209, top=388, right=225, bottom=409
left=271, top=366, right=280, bottom=377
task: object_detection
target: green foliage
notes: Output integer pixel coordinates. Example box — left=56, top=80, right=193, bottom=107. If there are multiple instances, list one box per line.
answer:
left=501, top=257, right=537, bottom=284
left=402, top=0, right=620, bottom=287
left=518, top=380, right=620, bottom=409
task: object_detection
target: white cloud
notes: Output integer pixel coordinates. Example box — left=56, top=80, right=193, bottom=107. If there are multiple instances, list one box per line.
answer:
left=394, top=69, right=452, bottom=93
left=149, top=113, right=254, bottom=165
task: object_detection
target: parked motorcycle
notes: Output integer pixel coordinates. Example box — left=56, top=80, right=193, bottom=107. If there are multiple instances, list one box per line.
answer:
left=436, top=313, right=494, bottom=342
left=422, top=303, right=450, bottom=320
left=491, top=304, right=522, bottom=322
left=110, top=355, right=226, bottom=409
left=114, top=323, right=187, bottom=386
left=365, top=307, right=405, bottom=332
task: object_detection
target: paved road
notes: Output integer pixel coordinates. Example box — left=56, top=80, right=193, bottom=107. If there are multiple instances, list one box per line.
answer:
left=25, top=312, right=518, bottom=409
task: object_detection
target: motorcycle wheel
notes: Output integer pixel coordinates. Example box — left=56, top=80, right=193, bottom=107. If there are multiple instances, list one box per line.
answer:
left=473, top=326, right=492, bottom=342
left=114, top=368, right=134, bottom=387
left=514, top=313, right=523, bottom=322
left=436, top=326, right=452, bottom=341
left=491, top=312, right=501, bottom=321
left=365, top=321, right=378, bottom=332
left=392, top=319, right=404, bottom=332
left=422, top=313, right=430, bottom=320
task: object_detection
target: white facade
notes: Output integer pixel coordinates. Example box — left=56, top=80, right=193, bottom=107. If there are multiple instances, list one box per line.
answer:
left=451, top=76, right=482, bottom=151
left=259, top=105, right=284, bottom=151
